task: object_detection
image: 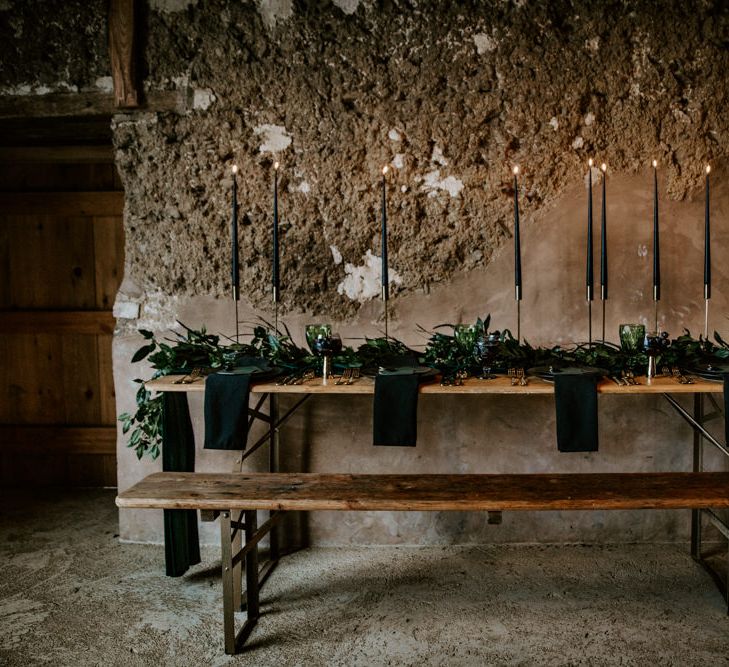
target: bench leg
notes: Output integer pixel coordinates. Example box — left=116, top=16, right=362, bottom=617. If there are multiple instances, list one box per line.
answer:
left=219, top=509, right=265, bottom=654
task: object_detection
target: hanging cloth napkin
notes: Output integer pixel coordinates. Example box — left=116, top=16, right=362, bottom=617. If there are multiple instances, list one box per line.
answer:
left=162, top=392, right=201, bottom=577
left=554, top=373, right=599, bottom=452
left=373, top=367, right=422, bottom=447
left=203, top=371, right=254, bottom=450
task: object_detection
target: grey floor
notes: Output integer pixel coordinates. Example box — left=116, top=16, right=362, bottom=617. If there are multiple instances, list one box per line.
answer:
left=1, top=491, right=728, bottom=666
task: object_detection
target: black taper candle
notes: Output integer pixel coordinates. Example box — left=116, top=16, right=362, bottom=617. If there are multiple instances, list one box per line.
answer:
left=272, top=161, right=280, bottom=303
left=586, top=158, right=594, bottom=301
left=513, top=166, right=522, bottom=301
left=231, top=165, right=239, bottom=301
left=381, top=166, right=389, bottom=301
left=600, top=163, right=607, bottom=300
left=705, top=165, right=711, bottom=300
left=652, top=160, right=660, bottom=301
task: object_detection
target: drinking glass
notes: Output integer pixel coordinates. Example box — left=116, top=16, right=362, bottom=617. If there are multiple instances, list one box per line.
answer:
left=619, top=324, right=645, bottom=352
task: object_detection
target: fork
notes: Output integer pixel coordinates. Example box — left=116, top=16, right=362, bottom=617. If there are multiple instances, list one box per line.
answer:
left=336, top=368, right=352, bottom=385
left=176, top=367, right=203, bottom=384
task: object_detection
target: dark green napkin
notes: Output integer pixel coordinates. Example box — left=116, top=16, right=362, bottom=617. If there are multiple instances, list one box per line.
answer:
left=204, top=372, right=252, bottom=450
left=554, top=373, right=599, bottom=452
left=724, top=373, right=729, bottom=444
left=373, top=370, right=421, bottom=446
left=162, top=392, right=201, bottom=577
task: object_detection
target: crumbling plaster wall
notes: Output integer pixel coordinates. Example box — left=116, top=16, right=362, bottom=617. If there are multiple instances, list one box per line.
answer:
left=111, top=0, right=729, bottom=318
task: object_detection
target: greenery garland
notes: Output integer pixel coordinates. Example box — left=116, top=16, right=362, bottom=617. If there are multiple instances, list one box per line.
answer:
left=119, top=317, right=729, bottom=461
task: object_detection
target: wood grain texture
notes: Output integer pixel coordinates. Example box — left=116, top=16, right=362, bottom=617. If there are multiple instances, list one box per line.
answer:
left=0, top=310, right=115, bottom=335
left=109, top=0, right=138, bottom=108
left=145, top=374, right=724, bottom=395
left=0, top=425, right=116, bottom=454
left=117, top=472, right=729, bottom=511
left=0, top=146, right=114, bottom=164
left=0, top=192, right=123, bottom=216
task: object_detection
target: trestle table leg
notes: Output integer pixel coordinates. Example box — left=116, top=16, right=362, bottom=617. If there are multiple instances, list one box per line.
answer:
left=691, top=394, right=704, bottom=561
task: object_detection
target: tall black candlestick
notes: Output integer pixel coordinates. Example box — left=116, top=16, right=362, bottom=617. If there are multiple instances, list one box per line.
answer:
left=231, top=165, right=239, bottom=301
left=600, top=164, right=607, bottom=301
left=381, top=166, right=389, bottom=301
left=586, top=159, right=594, bottom=302
left=704, top=165, right=711, bottom=300
left=652, top=160, right=660, bottom=302
left=273, top=162, right=280, bottom=303
left=513, top=167, right=522, bottom=301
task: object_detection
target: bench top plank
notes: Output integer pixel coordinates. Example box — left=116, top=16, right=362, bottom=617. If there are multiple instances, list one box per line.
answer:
left=116, top=472, right=729, bottom=512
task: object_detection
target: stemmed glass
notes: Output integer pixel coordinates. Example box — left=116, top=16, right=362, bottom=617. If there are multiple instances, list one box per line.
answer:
left=306, top=325, right=342, bottom=384
left=475, top=330, right=501, bottom=379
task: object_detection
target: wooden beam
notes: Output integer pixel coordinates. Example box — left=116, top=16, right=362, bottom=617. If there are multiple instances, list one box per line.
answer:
left=109, top=0, right=139, bottom=108
left=0, top=310, right=115, bottom=335
left=0, top=425, right=116, bottom=454
left=0, top=191, right=123, bottom=216
left=0, top=146, right=114, bottom=163
left=0, top=90, right=186, bottom=120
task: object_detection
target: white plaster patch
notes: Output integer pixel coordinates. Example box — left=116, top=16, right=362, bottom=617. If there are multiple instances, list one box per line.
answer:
left=149, top=0, right=199, bottom=11
left=572, top=136, right=585, bottom=149
left=585, top=36, right=600, bottom=52
left=337, top=250, right=402, bottom=302
left=137, top=292, right=182, bottom=331
left=95, top=76, right=114, bottom=93
left=333, top=0, right=360, bottom=14
left=296, top=180, right=311, bottom=194
left=584, top=112, right=595, bottom=126
left=0, top=598, right=50, bottom=649
left=192, top=88, right=215, bottom=110
left=638, top=244, right=648, bottom=258
left=473, top=32, right=497, bottom=54
left=330, top=245, right=343, bottom=265
left=391, top=154, right=405, bottom=169
left=400, top=185, right=408, bottom=193
left=549, top=116, right=559, bottom=131
left=257, top=0, right=294, bottom=28
left=388, top=128, right=402, bottom=142
left=431, top=145, right=448, bottom=166
left=253, top=124, right=292, bottom=153
left=114, top=299, right=141, bottom=320
left=421, top=169, right=464, bottom=198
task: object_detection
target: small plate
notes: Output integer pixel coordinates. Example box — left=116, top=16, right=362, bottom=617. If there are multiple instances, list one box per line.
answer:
left=378, top=365, right=435, bottom=376
left=527, top=365, right=608, bottom=382
left=217, top=364, right=273, bottom=376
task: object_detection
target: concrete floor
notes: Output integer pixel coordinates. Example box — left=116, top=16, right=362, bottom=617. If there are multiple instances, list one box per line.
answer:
left=1, top=491, right=728, bottom=666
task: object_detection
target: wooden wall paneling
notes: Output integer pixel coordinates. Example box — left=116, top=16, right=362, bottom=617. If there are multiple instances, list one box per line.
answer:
left=0, top=191, right=124, bottom=216
left=60, top=333, right=102, bottom=425
left=0, top=333, right=65, bottom=424
left=0, top=311, right=115, bottom=335
left=93, top=216, right=124, bottom=309
left=0, top=146, right=114, bottom=164
left=96, top=334, right=116, bottom=425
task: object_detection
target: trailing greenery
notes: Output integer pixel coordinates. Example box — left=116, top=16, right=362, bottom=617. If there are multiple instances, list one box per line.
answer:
left=119, top=318, right=729, bottom=461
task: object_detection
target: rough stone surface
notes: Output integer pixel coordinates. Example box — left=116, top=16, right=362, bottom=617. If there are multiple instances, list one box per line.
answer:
left=2, top=490, right=729, bottom=666
left=108, top=0, right=729, bottom=315
left=0, top=0, right=109, bottom=93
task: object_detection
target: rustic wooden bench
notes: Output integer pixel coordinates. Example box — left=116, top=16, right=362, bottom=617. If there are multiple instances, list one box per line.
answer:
left=117, top=471, right=729, bottom=655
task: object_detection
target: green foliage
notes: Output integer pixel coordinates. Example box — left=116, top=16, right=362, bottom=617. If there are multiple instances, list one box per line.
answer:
left=120, top=317, right=729, bottom=461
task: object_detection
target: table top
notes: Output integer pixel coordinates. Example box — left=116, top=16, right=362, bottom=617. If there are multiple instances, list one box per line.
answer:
left=146, top=374, right=723, bottom=395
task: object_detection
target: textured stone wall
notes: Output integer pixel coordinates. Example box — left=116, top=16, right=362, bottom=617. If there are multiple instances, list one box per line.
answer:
left=109, top=0, right=729, bottom=318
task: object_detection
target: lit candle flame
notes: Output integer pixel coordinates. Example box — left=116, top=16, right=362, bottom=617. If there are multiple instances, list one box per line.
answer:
left=601, top=163, right=607, bottom=172
left=231, top=164, right=238, bottom=174
left=706, top=164, right=711, bottom=174
left=513, top=165, right=519, bottom=175
left=274, top=161, right=280, bottom=170
left=652, top=159, right=657, bottom=168
left=588, top=158, right=593, bottom=167
left=382, top=165, right=389, bottom=175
